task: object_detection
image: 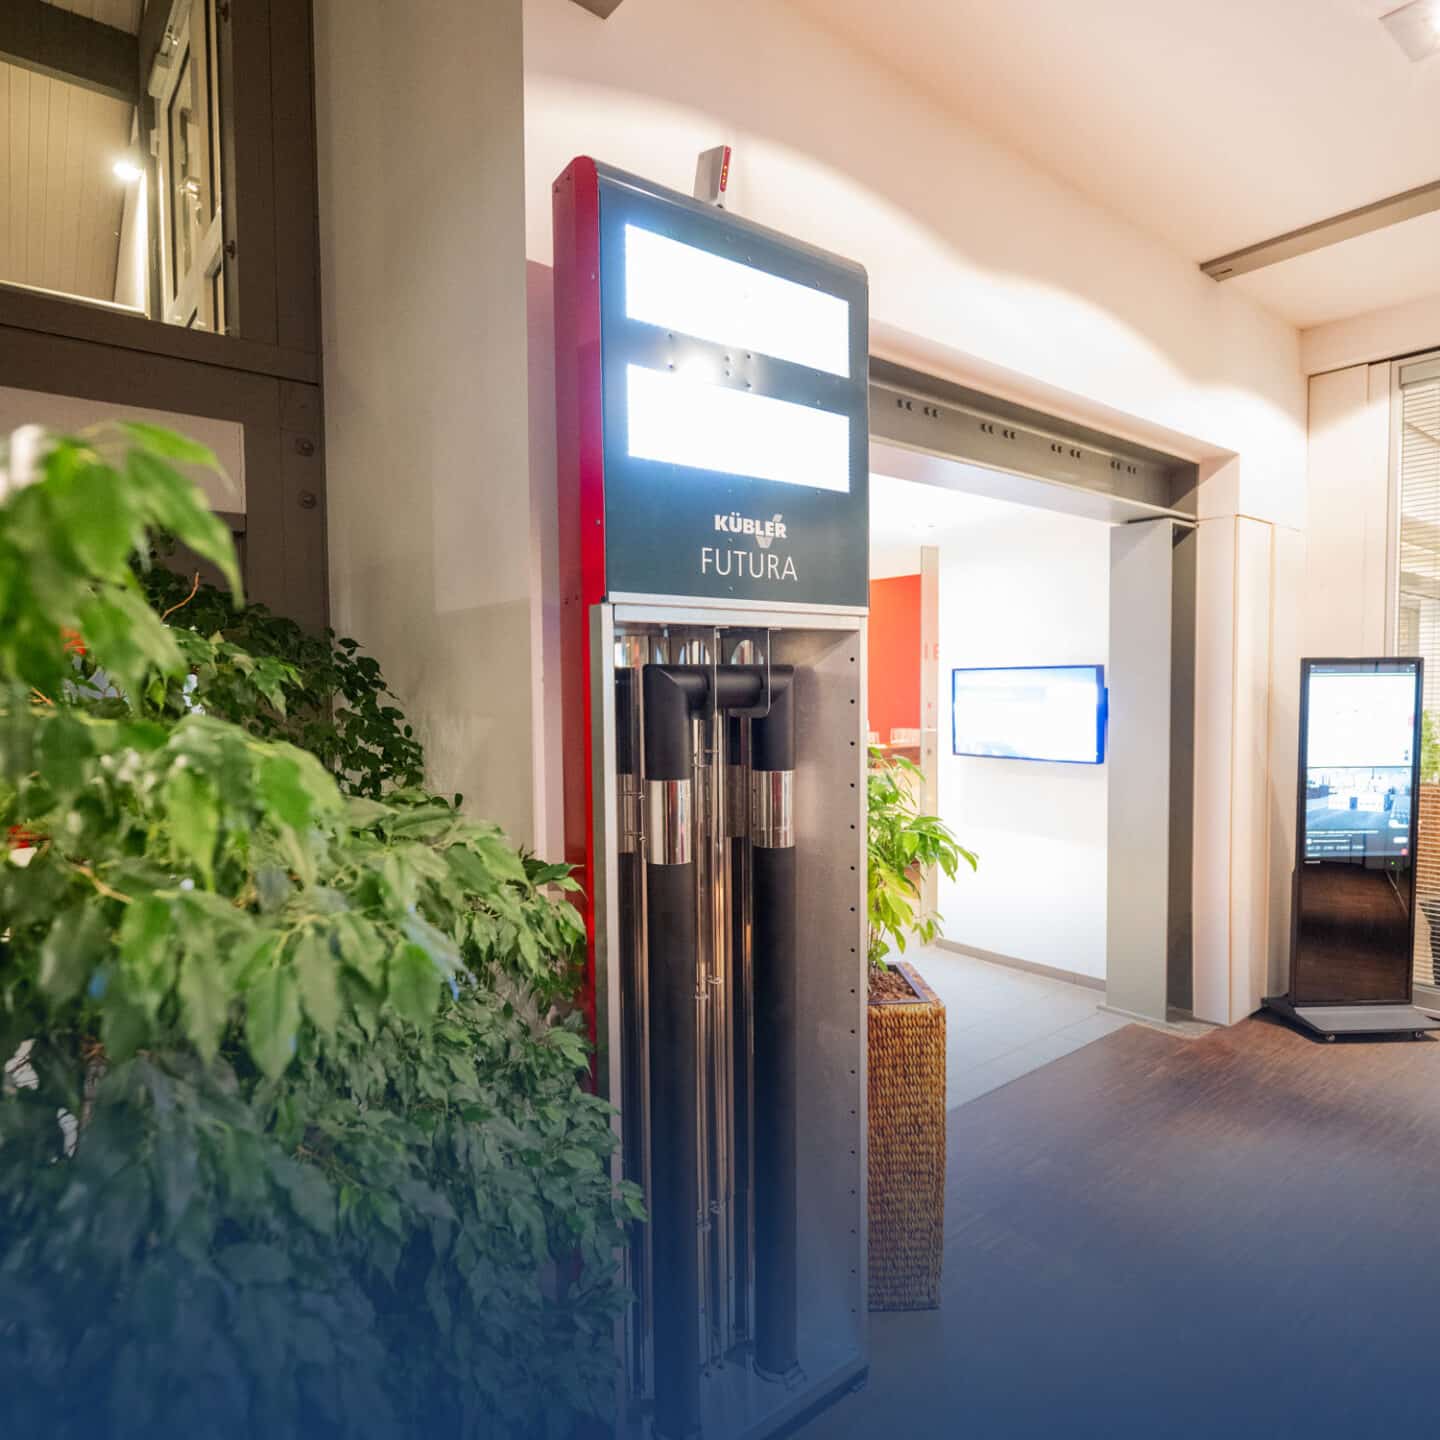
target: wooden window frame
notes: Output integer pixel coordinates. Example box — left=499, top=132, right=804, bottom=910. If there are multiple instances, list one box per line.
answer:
left=0, top=0, right=327, bottom=626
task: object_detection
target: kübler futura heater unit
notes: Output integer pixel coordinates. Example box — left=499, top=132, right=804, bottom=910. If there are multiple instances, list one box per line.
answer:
left=553, top=158, right=870, bottom=1438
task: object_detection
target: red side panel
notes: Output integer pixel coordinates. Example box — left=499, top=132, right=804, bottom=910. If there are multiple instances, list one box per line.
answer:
left=867, top=574, right=922, bottom=745
left=553, top=158, right=606, bottom=1058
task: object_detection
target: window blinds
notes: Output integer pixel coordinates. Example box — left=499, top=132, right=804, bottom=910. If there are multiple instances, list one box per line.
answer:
left=1396, top=361, right=1440, bottom=986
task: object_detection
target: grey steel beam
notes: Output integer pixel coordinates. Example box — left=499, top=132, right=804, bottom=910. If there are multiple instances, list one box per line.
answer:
left=870, top=357, right=1197, bottom=515
left=0, top=0, right=139, bottom=104
left=1201, top=179, right=1440, bottom=281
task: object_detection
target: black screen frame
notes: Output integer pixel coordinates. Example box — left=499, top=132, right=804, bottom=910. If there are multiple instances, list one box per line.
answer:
left=1290, top=656, right=1424, bottom=1007
left=949, top=663, right=1108, bottom=765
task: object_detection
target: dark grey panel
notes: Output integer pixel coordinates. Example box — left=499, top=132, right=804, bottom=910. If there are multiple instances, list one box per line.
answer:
left=1293, top=1004, right=1440, bottom=1034
left=1168, top=527, right=1196, bottom=1013
left=0, top=325, right=326, bottom=628
left=0, top=0, right=138, bottom=103
left=267, top=0, right=322, bottom=356
left=0, top=285, right=319, bottom=384
left=227, top=0, right=279, bottom=346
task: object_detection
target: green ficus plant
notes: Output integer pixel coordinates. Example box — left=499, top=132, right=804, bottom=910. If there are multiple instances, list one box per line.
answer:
left=866, top=747, right=976, bottom=971
left=0, top=424, right=638, bottom=1439
left=138, top=560, right=427, bottom=799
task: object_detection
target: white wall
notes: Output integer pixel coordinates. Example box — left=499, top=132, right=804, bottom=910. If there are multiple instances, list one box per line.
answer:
left=522, top=0, right=1309, bottom=1022
left=314, top=0, right=537, bottom=845
left=935, top=509, right=1110, bottom=981
left=524, top=0, right=1304, bottom=518
left=1302, top=298, right=1440, bottom=377
left=0, top=386, right=243, bottom=513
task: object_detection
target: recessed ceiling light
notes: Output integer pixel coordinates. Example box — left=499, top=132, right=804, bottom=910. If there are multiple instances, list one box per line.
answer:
left=112, top=157, right=144, bottom=183
left=1381, top=0, right=1440, bottom=62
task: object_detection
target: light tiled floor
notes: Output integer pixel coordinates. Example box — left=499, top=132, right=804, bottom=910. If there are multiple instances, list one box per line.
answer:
left=903, top=945, right=1131, bottom=1109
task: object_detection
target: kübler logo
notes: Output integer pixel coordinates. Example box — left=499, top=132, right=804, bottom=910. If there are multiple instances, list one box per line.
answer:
left=715, top=512, right=787, bottom=550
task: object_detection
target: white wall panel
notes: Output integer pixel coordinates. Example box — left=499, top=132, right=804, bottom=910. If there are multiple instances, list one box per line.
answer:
left=1267, top=523, right=1305, bottom=998
left=1193, top=513, right=1277, bottom=1023
left=1303, top=365, right=1391, bottom=657
left=1193, top=516, right=1238, bottom=1023
left=1232, top=517, right=1275, bottom=1018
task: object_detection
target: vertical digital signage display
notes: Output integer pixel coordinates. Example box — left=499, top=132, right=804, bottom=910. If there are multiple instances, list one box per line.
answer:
left=1292, top=659, right=1423, bottom=1006
left=1301, top=668, right=1416, bottom=864
left=592, top=166, right=871, bottom=608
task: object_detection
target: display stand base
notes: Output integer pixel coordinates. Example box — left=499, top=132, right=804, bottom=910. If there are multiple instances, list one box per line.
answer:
left=1263, top=994, right=1440, bottom=1041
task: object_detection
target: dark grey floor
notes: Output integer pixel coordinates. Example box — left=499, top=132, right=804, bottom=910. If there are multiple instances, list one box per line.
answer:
left=803, top=1015, right=1440, bottom=1439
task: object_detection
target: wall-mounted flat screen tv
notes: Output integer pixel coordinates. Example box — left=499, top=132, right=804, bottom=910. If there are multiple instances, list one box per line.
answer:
left=952, top=665, right=1107, bottom=764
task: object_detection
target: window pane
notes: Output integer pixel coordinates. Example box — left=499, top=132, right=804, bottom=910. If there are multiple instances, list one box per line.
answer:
left=0, top=0, right=229, bottom=333
left=168, top=52, right=196, bottom=294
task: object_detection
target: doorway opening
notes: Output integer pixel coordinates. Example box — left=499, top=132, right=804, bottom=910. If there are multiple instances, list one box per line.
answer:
left=866, top=362, right=1198, bottom=1105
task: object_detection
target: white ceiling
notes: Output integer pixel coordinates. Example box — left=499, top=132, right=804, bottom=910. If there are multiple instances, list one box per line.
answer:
left=869, top=470, right=1107, bottom=575
left=787, top=0, right=1440, bottom=329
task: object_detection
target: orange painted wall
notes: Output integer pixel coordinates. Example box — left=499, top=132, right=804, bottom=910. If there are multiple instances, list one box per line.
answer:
left=868, top=574, right=921, bottom=743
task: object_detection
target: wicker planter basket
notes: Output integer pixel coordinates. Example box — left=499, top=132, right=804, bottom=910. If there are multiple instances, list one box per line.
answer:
left=867, top=960, right=946, bottom=1310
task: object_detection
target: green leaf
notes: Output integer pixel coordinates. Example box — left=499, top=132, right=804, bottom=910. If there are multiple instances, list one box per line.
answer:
left=273, top=1157, right=336, bottom=1235
left=152, top=1118, right=199, bottom=1225
left=255, top=864, right=294, bottom=913
left=118, top=421, right=221, bottom=468
left=335, top=914, right=384, bottom=987
left=126, top=448, right=241, bottom=600
left=162, top=765, right=219, bottom=887
left=39, top=904, right=107, bottom=1001
left=388, top=941, right=441, bottom=1027
left=295, top=929, right=341, bottom=1036
left=217, top=1243, right=291, bottom=1286
left=178, top=947, right=229, bottom=1062
left=65, top=465, right=140, bottom=576
left=259, top=752, right=313, bottom=833
left=101, top=992, right=150, bottom=1060
left=344, top=796, right=390, bottom=830
left=245, top=964, right=300, bottom=1079
left=36, top=710, right=95, bottom=798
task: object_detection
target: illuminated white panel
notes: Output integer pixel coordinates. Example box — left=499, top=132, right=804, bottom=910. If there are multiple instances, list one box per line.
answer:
left=625, top=224, right=851, bottom=378
left=626, top=364, right=850, bottom=493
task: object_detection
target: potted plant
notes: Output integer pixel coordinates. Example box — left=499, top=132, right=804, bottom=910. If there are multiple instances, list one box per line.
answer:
left=0, top=424, right=637, bottom=1437
left=865, top=748, right=974, bottom=1310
